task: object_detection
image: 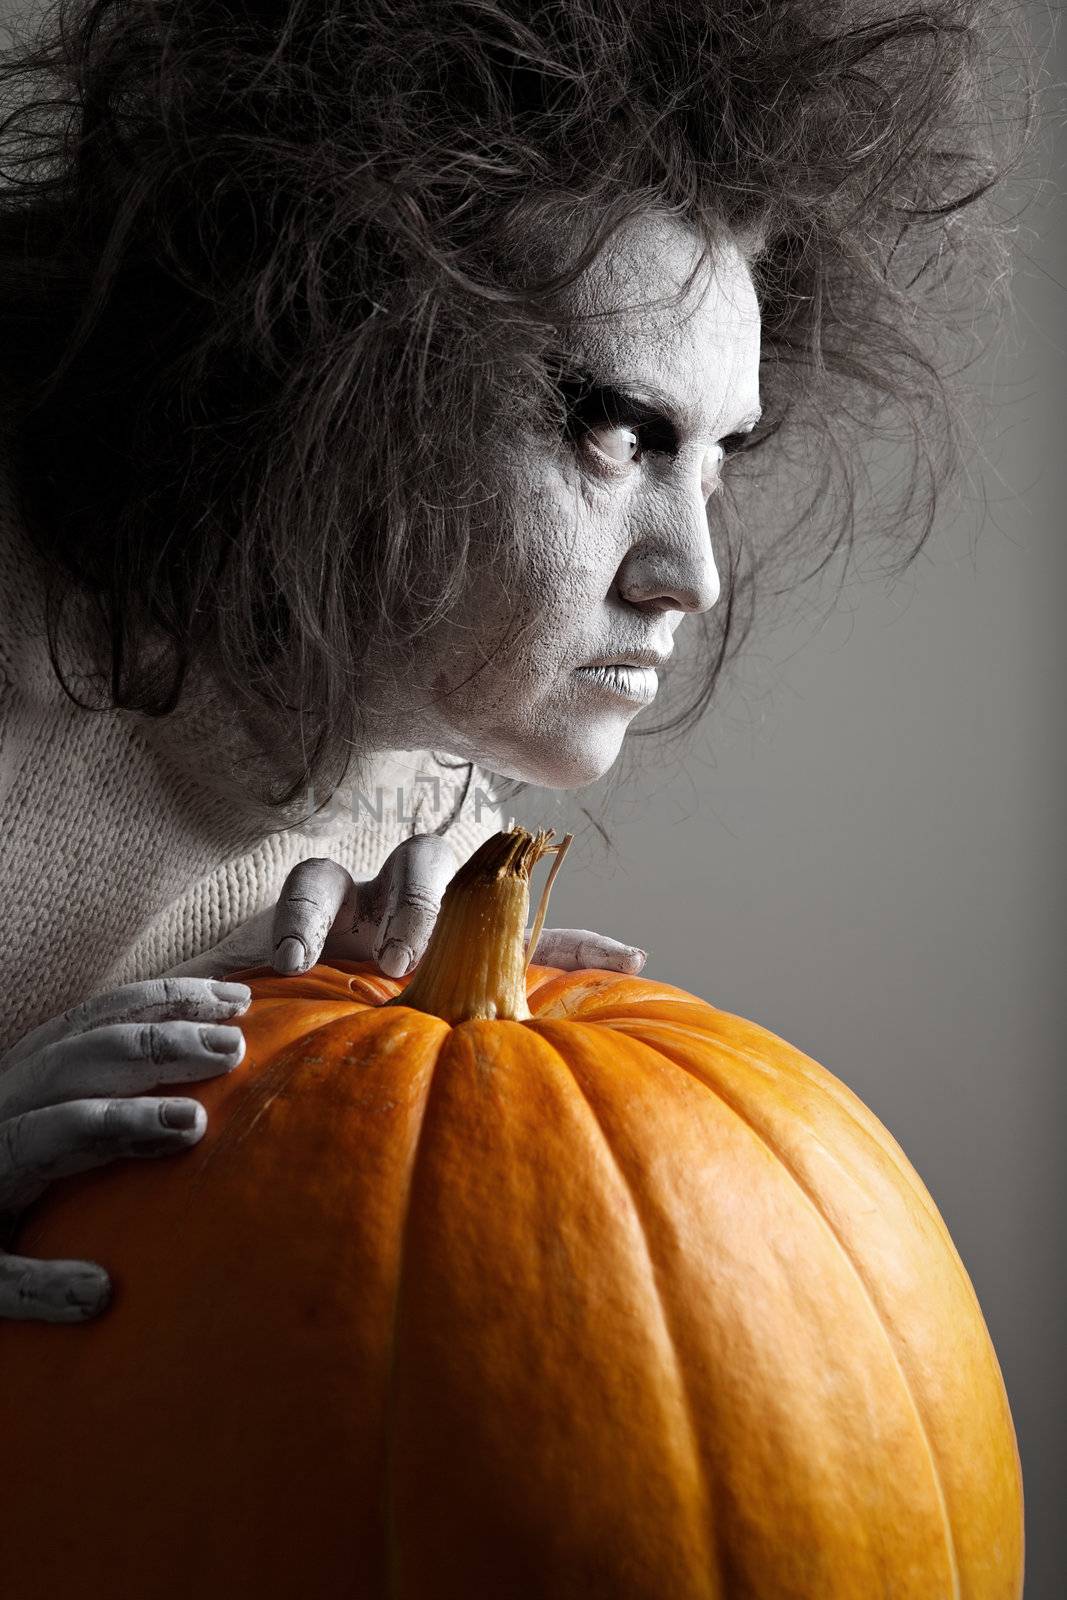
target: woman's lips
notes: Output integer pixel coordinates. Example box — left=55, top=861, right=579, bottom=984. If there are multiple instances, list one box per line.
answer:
left=572, top=663, right=659, bottom=702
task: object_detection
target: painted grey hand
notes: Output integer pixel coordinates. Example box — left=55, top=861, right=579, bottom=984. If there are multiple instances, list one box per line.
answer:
left=159, top=835, right=647, bottom=984
left=264, top=836, right=649, bottom=979
left=0, top=975, right=250, bottom=1324
left=159, top=834, right=468, bottom=982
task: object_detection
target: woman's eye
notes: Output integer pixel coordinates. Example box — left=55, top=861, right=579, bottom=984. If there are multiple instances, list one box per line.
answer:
left=585, top=424, right=640, bottom=464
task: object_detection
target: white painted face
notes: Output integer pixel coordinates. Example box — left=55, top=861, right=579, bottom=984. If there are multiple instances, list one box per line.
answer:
left=367, top=212, right=763, bottom=788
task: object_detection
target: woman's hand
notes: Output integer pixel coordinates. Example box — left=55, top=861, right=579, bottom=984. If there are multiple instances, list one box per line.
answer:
left=164, top=835, right=647, bottom=982
left=0, top=976, right=250, bottom=1323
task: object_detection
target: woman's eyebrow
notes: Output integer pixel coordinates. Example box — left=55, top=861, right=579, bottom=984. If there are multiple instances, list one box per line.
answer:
left=554, top=367, right=761, bottom=441
left=559, top=381, right=678, bottom=440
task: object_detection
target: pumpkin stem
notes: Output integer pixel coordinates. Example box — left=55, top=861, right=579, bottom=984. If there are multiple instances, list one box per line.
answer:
left=382, top=826, right=573, bottom=1022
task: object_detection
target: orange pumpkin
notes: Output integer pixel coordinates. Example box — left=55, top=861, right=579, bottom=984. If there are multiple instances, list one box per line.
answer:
left=0, top=829, right=1023, bottom=1599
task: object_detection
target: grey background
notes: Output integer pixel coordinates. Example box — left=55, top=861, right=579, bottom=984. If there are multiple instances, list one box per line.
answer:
left=2, top=0, right=1062, bottom=1592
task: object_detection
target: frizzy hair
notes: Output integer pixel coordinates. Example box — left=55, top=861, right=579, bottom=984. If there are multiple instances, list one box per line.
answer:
left=0, top=0, right=1035, bottom=819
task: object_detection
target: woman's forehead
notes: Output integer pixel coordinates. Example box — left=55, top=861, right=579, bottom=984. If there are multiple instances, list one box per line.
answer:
left=556, top=219, right=762, bottom=440
left=559, top=213, right=754, bottom=315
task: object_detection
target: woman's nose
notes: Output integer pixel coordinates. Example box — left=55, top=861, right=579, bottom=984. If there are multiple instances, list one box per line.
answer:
left=613, top=485, right=721, bottom=615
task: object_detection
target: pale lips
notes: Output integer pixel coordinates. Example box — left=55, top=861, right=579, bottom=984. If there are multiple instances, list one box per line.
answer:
left=572, top=661, right=660, bottom=703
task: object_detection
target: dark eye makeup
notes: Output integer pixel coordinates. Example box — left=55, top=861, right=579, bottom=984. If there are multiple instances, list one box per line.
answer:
left=555, top=376, right=760, bottom=464
left=558, top=379, right=678, bottom=455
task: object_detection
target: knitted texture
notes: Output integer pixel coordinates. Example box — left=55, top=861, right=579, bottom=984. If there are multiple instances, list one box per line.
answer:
left=0, top=424, right=508, bottom=1055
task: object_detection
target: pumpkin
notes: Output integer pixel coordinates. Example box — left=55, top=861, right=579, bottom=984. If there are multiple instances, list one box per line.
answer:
left=0, top=828, right=1023, bottom=1599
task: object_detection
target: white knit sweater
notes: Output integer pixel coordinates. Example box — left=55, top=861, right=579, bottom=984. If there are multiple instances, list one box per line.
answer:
left=0, top=420, right=509, bottom=1056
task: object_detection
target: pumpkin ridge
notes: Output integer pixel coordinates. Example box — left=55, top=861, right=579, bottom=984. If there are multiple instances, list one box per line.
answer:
left=523, top=964, right=568, bottom=1002
left=609, top=1021, right=963, bottom=1597
left=604, top=1015, right=957, bottom=1270
left=534, top=1028, right=725, bottom=1600
left=188, top=1003, right=395, bottom=1188
left=382, top=1017, right=445, bottom=1597
left=529, top=974, right=702, bottom=1021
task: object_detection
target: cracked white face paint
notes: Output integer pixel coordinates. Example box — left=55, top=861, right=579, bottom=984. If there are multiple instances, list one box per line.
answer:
left=143, top=212, right=761, bottom=819
left=363, top=211, right=763, bottom=788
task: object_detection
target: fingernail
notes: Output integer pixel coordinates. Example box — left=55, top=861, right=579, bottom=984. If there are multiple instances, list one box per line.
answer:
left=161, top=1100, right=199, bottom=1130
left=210, top=981, right=251, bottom=1007
left=200, top=1025, right=242, bottom=1055
left=377, top=938, right=414, bottom=979
left=63, top=1271, right=110, bottom=1313
left=273, top=936, right=308, bottom=975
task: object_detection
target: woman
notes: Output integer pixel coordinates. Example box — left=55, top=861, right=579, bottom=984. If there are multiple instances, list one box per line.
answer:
left=0, top=0, right=1029, bottom=1321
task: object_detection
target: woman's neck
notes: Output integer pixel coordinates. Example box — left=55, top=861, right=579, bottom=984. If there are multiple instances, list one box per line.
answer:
left=134, top=651, right=470, bottom=844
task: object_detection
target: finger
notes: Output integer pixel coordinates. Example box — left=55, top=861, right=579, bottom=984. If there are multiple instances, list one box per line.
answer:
left=0, top=1020, right=245, bottom=1122
left=526, top=926, right=647, bottom=974
left=369, top=835, right=459, bottom=978
left=1, top=977, right=252, bottom=1070
left=271, top=858, right=359, bottom=975
left=0, top=1252, right=111, bottom=1323
left=0, top=1096, right=206, bottom=1214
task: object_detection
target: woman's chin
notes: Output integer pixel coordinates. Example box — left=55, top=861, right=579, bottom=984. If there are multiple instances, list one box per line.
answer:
left=483, top=724, right=629, bottom=790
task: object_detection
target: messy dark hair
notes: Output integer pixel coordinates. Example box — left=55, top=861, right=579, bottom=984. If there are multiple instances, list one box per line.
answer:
left=0, top=0, right=1035, bottom=821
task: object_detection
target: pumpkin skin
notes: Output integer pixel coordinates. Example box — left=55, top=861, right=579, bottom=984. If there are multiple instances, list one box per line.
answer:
left=0, top=958, right=1023, bottom=1600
